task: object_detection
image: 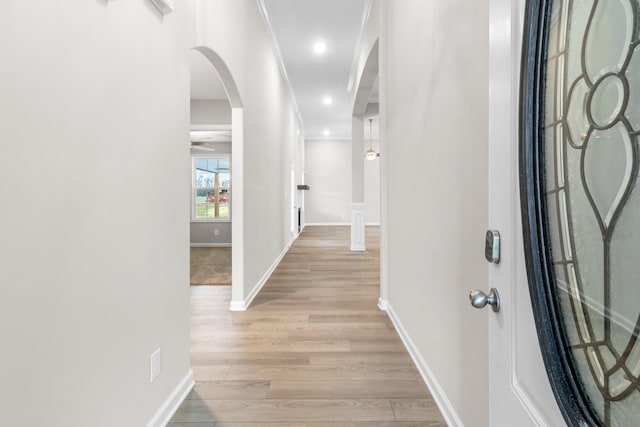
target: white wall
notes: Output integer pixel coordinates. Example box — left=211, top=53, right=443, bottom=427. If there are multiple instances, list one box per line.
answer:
left=364, top=136, right=381, bottom=225
left=377, top=0, right=490, bottom=426
left=294, top=127, right=306, bottom=229
left=190, top=99, right=232, bottom=124
left=305, top=138, right=380, bottom=225
left=0, top=1, right=191, bottom=426
left=305, top=139, right=352, bottom=224
left=192, top=0, right=303, bottom=306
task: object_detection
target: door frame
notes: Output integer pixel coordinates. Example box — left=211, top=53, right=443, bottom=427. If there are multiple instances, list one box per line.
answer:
left=191, top=46, right=246, bottom=310
left=488, top=0, right=566, bottom=425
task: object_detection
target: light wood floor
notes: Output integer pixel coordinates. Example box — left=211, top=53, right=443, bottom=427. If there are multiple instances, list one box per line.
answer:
left=170, top=226, right=446, bottom=427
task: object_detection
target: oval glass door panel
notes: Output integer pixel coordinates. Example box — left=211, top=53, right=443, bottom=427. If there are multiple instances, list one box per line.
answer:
left=522, top=0, right=640, bottom=425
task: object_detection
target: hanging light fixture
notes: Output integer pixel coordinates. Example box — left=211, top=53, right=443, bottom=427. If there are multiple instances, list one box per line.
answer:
left=365, top=118, right=378, bottom=160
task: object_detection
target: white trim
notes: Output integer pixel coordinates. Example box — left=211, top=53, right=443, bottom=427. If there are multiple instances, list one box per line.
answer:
left=304, top=222, right=351, bottom=227
left=231, top=108, right=244, bottom=308
left=378, top=16, right=389, bottom=345
left=348, top=0, right=373, bottom=92
left=303, top=222, right=378, bottom=227
left=148, top=0, right=173, bottom=15
left=229, top=299, right=247, bottom=312
left=145, top=369, right=194, bottom=427
left=305, top=138, right=353, bottom=143
left=190, top=124, right=232, bottom=131
left=350, top=203, right=366, bottom=252
left=377, top=298, right=387, bottom=311
left=255, top=0, right=304, bottom=135
left=229, top=240, right=292, bottom=311
left=386, top=303, right=463, bottom=427
left=190, top=243, right=231, bottom=248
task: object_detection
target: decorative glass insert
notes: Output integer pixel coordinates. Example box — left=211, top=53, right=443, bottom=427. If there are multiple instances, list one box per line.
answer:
left=521, top=0, right=640, bottom=425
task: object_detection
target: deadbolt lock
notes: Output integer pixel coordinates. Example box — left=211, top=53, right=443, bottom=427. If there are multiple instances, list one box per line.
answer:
left=485, top=229, right=501, bottom=264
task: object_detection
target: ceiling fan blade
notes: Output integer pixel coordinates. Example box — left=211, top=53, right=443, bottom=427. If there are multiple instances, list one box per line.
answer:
left=190, top=143, right=216, bottom=152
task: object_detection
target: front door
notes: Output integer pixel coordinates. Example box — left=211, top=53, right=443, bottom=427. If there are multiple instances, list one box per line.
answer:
left=519, top=0, right=640, bottom=425
left=487, top=0, right=564, bottom=425
left=490, top=0, right=640, bottom=425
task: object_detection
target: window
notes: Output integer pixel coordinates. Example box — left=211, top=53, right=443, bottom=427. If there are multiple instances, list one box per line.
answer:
left=193, top=157, right=230, bottom=220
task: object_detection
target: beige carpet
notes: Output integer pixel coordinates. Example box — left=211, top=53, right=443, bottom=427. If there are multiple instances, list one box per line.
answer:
left=190, top=247, right=232, bottom=285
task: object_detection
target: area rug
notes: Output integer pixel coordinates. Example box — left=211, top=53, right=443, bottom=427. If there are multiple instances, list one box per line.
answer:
left=190, top=247, right=232, bottom=285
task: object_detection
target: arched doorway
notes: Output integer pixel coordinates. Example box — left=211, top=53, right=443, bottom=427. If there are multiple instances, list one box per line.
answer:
left=351, top=39, right=386, bottom=309
left=189, top=46, right=245, bottom=311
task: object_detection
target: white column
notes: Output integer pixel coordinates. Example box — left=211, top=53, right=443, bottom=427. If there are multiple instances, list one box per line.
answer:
left=378, top=3, right=388, bottom=310
left=230, top=108, right=245, bottom=311
left=351, top=203, right=366, bottom=251
left=351, top=116, right=366, bottom=251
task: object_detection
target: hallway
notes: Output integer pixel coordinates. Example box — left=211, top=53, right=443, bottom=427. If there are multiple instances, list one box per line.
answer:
left=170, top=226, right=446, bottom=426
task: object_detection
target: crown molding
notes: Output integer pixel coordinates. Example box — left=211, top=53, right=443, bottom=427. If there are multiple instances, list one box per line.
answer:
left=255, top=0, right=305, bottom=137
left=348, top=0, right=373, bottom=92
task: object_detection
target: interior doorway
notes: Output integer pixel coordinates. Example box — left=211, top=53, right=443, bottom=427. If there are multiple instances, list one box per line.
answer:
left=189, top=49, right=233, bottom=290
left=188, top=47, right=245, bottom=309
left=351, top=39, right=384, bottom=307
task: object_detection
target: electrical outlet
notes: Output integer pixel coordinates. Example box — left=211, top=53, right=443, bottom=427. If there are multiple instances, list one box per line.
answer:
left=150, top=347, right=161, bottom=383
left=214, top=228, right=219, bottom=236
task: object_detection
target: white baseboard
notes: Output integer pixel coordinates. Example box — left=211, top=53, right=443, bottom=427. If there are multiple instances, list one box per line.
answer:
left=377, top=298, right=388, bottom=311
left=146, top=369, right=194, bottom=427
left=304, top=222, right=351, bottom=226
left=229, top=240, right=293, bottom=311
left=303, top=223, right=380, bottom=227
left=190, top=243, right=232, bottom=247
left=229, top=300, right=246, bottom=311
left=386, top=303, right=463, bottom=427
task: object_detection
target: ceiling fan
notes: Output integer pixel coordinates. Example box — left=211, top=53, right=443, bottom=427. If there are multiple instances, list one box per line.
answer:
left=189, top=128, right=231, bottom=151
left=190, top=141, right=217, bottom=151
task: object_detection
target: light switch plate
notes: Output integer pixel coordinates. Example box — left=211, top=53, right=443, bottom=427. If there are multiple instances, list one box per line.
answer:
left=150, top=347, right=162, bottom=383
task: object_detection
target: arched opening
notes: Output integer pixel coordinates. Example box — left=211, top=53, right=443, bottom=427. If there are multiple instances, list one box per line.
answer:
left=189, top=46, right=245, bottom=311
left=352, top=40, right=379, bottom=118
left=351, top=39, right=385, bottom=308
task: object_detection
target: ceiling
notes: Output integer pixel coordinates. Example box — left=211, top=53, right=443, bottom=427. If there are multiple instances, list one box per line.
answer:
left=189, top=0, right=371, bottom=141
left=262, top=0, right=368, bottom=139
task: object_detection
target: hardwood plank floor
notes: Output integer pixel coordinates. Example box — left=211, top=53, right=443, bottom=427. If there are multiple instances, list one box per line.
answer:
left=170, top=226, right=446, bottom=426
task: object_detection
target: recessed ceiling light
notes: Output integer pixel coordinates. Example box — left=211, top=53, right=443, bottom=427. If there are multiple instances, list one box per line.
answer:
left=323, top=129, right=331, bottom=136
left=313, top=41, right=327, bottom=55
left=322, top=96, right=333, bottom=106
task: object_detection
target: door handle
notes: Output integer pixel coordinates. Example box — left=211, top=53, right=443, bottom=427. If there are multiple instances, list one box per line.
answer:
left=469, top=288, right=500, bottom=313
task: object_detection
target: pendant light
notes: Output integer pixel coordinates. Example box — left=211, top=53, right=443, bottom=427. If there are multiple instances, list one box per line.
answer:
left=365, top=118, right=378, bottom=160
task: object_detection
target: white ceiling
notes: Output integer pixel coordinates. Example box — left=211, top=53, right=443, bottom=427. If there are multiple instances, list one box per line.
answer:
left=263, top=0, right=368, bottom=139
left=188, top=0, right=371, bottom=140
